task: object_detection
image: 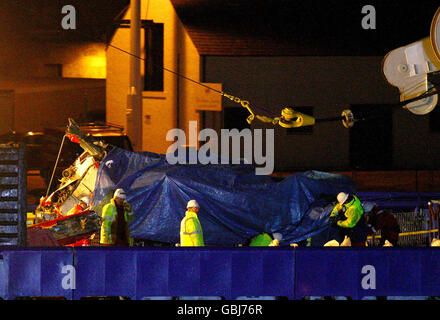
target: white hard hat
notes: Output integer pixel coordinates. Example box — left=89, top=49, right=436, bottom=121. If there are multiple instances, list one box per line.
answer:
left=80, top=196, right=90, bottom=206
left=114, top=188, right=126, bottom=200
left=187, top=200, right=200, bottom=209
left=337, top=192, right=349, bottom=205
left=272, top=233, right=283, bottom=241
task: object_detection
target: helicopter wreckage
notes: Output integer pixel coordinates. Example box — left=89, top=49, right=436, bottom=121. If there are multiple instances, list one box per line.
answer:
left=27, top=119, right=113, bottom=246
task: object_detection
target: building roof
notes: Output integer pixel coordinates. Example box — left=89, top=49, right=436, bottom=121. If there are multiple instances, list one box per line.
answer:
left=0, top=78, right=105, bottom=94
left=0, top=0, right=129, bottom=43
left=170, top=0, right=439, bottom=56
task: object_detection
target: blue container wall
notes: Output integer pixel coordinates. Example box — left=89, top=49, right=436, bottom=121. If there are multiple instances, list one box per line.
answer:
left=1, top=247, right=440, bottom=300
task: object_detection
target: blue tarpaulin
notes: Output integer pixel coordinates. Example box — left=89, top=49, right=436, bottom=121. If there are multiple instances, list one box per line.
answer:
left=92, top=148, right=356, bottom=246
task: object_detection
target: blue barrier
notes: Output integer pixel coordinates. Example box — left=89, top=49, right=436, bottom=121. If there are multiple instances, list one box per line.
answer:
left=295, top=247, right=440, bottom=299
left=74, top=247, right=295, bottom=300
left=0, top=247, right=73, bottom=300
left=1, top=247, right=440, bottom=300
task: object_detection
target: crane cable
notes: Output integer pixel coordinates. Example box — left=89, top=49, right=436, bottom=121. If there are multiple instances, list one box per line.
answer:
left=104, top=40, right=280, bottom=120
left=105, top=38, right=440, bottom=129
left=45, top=135, right=66, bottom=198
left=25, top=1, right=440, bottom=130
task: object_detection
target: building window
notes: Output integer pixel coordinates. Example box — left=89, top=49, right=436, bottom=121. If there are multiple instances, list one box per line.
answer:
left=223, top=107, right=251, bottom=131
left=429, top=101, right=440, bottom=132
left=144, top=23, right=164, bottom=91
left=349, top=104, right=393, bottom=170
left=286, top=106, right=314, bottom=135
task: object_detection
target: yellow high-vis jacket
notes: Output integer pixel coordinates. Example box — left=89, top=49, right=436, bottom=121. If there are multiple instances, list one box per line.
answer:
left=180, top=211, right=204, bottom=246
left=330, top=195, right=364, bottom=228
left=100, top=198, right=134, bottom=246
left=249, top=233, right=273, bottom=246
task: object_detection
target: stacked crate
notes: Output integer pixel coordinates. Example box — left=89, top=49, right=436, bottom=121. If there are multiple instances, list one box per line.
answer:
left=0, top=144, right=27, bottom=246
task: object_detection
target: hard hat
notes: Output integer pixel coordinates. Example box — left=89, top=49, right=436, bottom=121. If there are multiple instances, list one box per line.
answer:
left=340, top=236, right=351, bottom=247
left=268, top=239, right=279, bottom=247
left=114, top=188, right=126, bottom=200
left=432, top=238, right=440, bottom=247
left=337, top=192, right=349, bottom=205
left=80, top=196, right=90, bottom=206
left=383, top=240, right=394, bottom=247
left=324, top=240, right=340, bottom=247
left=272, top=233, right=283, bottom=241
left=187, top=200, right=200, bottom=209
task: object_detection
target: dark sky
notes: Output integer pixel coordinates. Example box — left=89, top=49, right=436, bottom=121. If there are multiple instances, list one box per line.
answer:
left=1, top=0, right=438, bottom=55
left=171, top=0, right=439, bottom=55
left=0, top=0, right=129, bottom=42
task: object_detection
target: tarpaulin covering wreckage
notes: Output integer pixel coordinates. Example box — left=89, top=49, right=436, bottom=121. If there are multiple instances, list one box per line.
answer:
left=92, top=147, right=356, bottom=246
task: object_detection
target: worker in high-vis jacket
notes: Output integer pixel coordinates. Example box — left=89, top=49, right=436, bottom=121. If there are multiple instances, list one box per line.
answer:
left=249, top=233, right=282, bottom=246
left=329, top=192, right=367, bottom=247
left=180, top=200, right=205, bottom=246
left=100, top=188, right=134, bottom=246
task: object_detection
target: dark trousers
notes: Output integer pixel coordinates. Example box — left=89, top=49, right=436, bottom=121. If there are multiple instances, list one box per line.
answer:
left=336, top=215, right=368, bottom=245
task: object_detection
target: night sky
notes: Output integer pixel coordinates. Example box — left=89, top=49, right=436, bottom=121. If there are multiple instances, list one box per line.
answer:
left=1, top=0, right=438, bottom=55
left=171, top=0, right=439, bottom=56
